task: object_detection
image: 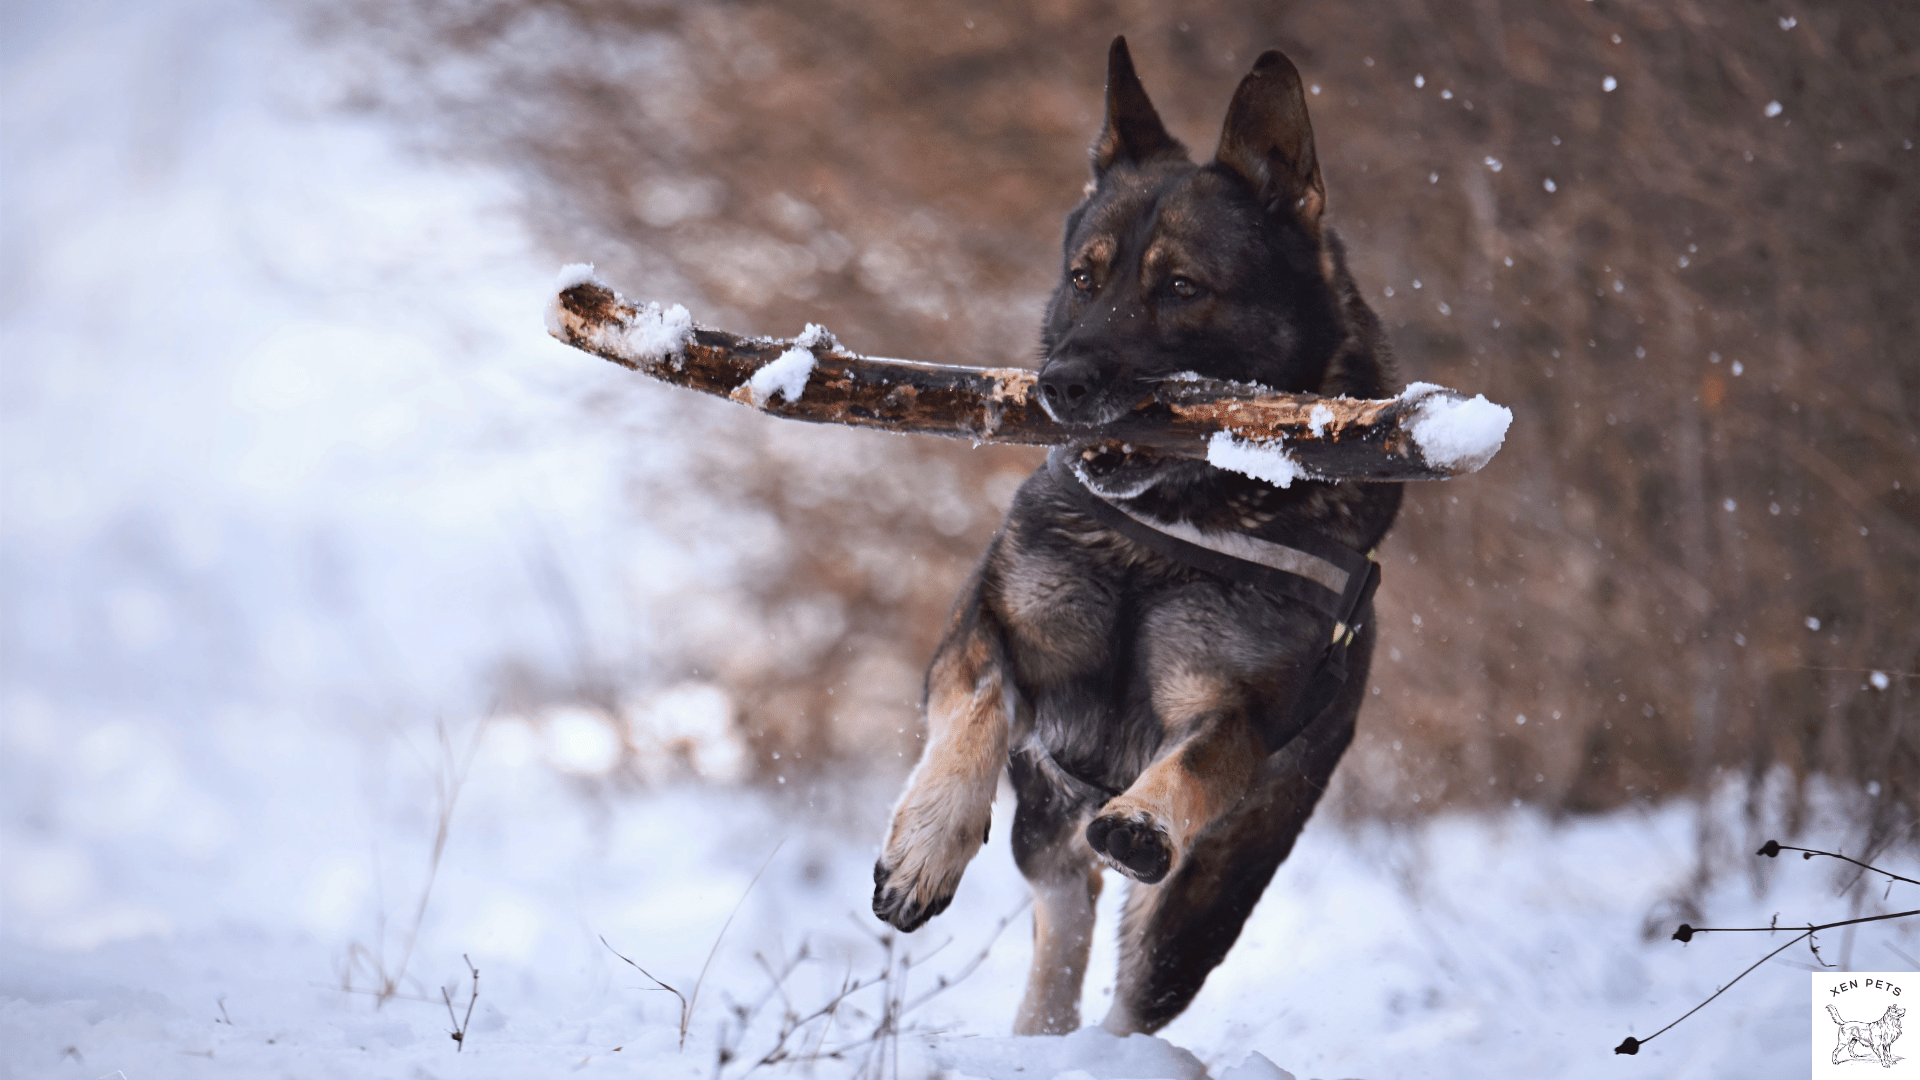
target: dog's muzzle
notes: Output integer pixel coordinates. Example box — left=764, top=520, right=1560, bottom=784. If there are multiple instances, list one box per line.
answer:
left=1037, top=354, right=1119, bottom=425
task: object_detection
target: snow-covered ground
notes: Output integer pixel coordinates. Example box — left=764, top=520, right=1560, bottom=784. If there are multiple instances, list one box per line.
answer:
left=0, top=1, right=1894, bottom=1077
left=0, top=715, right=1885, bottom=1080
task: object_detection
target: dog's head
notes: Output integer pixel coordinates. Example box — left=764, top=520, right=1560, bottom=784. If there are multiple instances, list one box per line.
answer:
left=1038, top=37, right=1346, bottom=428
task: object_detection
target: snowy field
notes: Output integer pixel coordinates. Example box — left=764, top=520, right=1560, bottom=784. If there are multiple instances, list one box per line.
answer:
left=0, top=723, right=1882, bottom=1080
left=0, top=1, right=1895, bottom=1077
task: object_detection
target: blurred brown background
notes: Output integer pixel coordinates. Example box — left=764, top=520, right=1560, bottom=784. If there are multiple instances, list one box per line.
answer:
left=319, top=1, right=1918, bottom=842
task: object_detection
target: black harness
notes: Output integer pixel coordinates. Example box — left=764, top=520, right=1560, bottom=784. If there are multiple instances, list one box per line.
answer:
left=1046, top=448, right=1381, bottom=769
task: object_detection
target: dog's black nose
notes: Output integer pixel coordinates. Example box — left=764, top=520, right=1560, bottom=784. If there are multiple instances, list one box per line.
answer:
left=1038, top=356, right=1101, bottom=420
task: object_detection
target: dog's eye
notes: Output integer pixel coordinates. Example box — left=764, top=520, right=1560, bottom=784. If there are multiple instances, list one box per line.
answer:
left=1170, top=277, right=1200, bottom=299
left=1070, top=269, right=1093, bottom=292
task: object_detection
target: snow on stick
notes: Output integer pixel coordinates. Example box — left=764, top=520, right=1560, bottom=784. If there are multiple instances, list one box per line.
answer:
left=546, top=270, right=1511, bottom=482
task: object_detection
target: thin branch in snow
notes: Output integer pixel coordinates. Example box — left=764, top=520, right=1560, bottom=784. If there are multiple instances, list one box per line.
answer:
left=657, top=895, right=1036, bottom=1080
left=1616, top=840, right=1920, bottom=1055
left=391, top=719, right=484, bottom=1004
left=687, top=839, right=787, bottom=1049
left=900, top=896, right=1030, bottom=1016
left=333, top=714, right=490, bottom=1011
left=600, top=838, right=786, bottom=1052
left=442, top=953, right=479, bottom=1052
left=1755, top=838, right=1920, bottom=889
left=601, top=935, right=690, bottom=1040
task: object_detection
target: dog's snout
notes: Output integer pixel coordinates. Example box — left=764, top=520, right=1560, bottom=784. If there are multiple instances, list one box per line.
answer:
left=1041, top=378, right=1089, bottom=404
left=1038, top=356, right=1103, bottom=422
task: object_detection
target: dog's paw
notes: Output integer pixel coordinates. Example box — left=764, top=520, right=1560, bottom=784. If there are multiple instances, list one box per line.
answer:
left=871, top=856, right=960, bottom=932
left=871, top=802, right=985, bottom=932
left=1086, top=810, right=1173, bottom=884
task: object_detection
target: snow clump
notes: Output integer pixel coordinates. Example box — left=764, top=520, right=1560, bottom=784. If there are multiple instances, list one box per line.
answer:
left=543, top=262, right=603, bottom=338
left=791, top=320, right=839, bottom=352
left=746, top=323, right=834, bottom=407
left=746, top=346, right=813, bottom=406
left=1207, top=430, right=1307, bottom=488
left=938, top=1026, right=1218, bottom=1080
left=554, top=260, right=600, bottom=291
left=621, top=301, right=695, bottom=363
left=1403, top=382, right=1512, bottom=472
left=542, top=262, right=696, bottom=365
left=1219, top=1054, right=1303, bottom=1080
left=1308, top=401, right=1335, bottom=437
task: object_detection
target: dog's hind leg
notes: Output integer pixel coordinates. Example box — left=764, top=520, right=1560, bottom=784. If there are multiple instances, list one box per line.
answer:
left=873, top=582, right=1011, bottom=933
left=1007, top=751, right=1104, bottom=1034
left=1101, top=668, right=1363, bottom=1034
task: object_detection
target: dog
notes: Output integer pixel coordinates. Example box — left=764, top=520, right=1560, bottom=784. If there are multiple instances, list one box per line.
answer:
left=871, top=37, right=1403, bottom=1036
left=1830, top=1003, right=1905, bottom=1067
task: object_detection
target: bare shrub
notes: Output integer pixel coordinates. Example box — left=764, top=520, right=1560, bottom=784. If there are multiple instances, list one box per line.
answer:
left=605, top=898, right=1029, bottom=1078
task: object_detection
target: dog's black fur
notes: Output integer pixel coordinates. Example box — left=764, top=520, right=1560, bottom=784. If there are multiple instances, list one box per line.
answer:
left=871, top=37, right=1402, bottom=1035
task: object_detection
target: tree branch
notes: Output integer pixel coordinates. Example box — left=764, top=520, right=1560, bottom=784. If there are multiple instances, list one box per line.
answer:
left=545, top=273, right=1511, bottom=483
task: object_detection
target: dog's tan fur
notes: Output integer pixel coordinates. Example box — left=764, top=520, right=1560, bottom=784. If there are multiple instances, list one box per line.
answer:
left=1092, top=717, right=1264, bottom=877
left=1015, top=862, right=1104, bottom=1033
left=874, top=620, right=1007, bottom=924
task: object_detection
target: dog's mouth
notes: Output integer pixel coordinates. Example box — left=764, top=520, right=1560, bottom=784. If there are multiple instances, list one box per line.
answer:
left=1035, top=353, right=1158, bottom=429
left=1069, top=443, right=1178, bottom=499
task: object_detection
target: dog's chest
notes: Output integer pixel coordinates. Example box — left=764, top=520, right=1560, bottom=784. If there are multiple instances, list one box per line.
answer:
left=989, top=482, right=1338, bottom=703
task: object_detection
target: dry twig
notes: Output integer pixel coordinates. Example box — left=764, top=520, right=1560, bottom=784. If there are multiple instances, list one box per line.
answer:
left=337, top=715, right=488, bottom=1010
left=602, top=840, right=788, bottom=1050
left=442, top=954, right=479, bottom=1052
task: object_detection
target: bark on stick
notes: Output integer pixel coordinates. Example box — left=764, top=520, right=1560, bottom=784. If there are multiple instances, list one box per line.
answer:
left=546, top=273, right=1509, bottom=482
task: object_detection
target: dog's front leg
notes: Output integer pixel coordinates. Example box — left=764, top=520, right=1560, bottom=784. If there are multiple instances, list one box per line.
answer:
left=1086, top=674, right=1263, bottom=883
left=872, top=606, right=1009, bottom=932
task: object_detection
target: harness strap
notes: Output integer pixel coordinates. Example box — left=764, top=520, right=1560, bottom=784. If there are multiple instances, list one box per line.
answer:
left=1046, top=448, right=1381, bottom=757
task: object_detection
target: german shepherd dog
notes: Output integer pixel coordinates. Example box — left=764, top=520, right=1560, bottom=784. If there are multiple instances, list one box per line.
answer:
left=872, top=37, right=1402, bottom=1036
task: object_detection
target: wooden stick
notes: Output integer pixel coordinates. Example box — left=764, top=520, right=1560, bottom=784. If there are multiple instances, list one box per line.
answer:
left=546, top=273, right=1509, bottom=482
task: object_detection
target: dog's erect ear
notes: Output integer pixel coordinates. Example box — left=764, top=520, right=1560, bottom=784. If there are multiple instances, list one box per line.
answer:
left=1091, top=37, right=1187, bottom=177
left=1214, top=50, right=1325, bottom=222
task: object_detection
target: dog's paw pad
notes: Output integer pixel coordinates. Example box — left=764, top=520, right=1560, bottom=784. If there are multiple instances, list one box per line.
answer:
left=1086, top=812, right=1172, bottom=884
